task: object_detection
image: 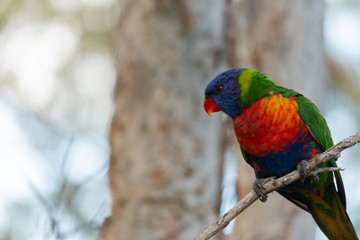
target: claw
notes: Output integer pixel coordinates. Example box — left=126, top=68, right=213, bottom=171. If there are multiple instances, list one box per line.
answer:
left=253, top=179, right=268, bottom=202
left=297, top=160, right=319, bottom=183
left=312, top=174, right=319, bottom=183
left=297, top=160, right=308, bottom=182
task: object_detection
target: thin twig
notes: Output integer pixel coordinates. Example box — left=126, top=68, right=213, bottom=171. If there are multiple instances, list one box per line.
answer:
left=311, top=167, right=344, bottom=176
left=194, top=133, right=360, bottom=240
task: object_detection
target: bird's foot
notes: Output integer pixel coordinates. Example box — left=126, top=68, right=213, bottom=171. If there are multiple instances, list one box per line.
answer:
left=296, top=160, right=319, bottom=183
left=253, top=179, right=268, bottom=203
left=297, top=160, right=308, bottom=182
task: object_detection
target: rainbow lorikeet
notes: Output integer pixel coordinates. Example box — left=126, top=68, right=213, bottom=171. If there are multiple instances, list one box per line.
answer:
left=204, top=68, right=358, bottom=240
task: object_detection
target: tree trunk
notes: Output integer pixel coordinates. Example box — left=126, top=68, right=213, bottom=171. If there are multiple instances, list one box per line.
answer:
left=102, top=1, right=229, bottom=239
left=228, top=1, right=326, bottom=240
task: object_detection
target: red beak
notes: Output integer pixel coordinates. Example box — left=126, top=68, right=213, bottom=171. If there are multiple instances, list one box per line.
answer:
left=204, top=97, right=221, bottom=116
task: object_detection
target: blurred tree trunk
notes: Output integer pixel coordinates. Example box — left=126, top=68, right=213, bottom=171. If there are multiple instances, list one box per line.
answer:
left=103, top=0, right=328, bottom=240
left=228, top=1, right=326, bottom=240
left=102, top=1, right=229, bottom=240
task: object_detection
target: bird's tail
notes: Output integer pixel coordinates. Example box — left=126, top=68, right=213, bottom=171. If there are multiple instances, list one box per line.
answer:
left=306, top=186, right=358, bottom=240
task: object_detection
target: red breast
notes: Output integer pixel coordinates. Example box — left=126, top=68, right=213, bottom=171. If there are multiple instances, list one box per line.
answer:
left=233, top=94, right=307, bottom=157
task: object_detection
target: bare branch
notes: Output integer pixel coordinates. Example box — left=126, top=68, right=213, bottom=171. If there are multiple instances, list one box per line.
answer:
left=194, top=133, right=360, bottom=240
left=311, top=167, right=344, bottom=176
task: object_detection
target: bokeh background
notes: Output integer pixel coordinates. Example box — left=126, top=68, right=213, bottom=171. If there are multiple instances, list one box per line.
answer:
left=0, top=0, right=115, bottom=239
left=0, top=0, right=360, bottom=239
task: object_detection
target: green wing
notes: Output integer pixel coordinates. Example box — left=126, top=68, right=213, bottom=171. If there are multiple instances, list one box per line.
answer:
left=296, top=95, right=346, bottom=208
left=296, top=95, right=333, bottom=149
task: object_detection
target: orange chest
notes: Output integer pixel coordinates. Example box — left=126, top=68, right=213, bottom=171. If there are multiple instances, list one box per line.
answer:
left=233, top=94, right=307, bottom=156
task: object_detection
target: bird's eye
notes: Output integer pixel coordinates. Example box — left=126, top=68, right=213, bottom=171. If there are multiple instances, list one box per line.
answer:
left=215, top=85, right=224, bottom=94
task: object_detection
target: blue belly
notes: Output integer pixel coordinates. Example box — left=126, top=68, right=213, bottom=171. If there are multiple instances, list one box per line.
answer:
left=246, top=135, right=321, bottom=179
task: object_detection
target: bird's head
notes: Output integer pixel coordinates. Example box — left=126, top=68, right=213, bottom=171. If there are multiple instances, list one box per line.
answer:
left=204, top=68, right=244, bottom=120
left=204, top=68, right=274, bottom=120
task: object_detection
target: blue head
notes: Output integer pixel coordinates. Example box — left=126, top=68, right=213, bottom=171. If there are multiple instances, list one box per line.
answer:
left=204, top=68, right=244, bottom=120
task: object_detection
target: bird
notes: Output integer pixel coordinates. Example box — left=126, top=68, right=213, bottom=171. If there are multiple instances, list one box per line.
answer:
left=203, top=68, right=358, bottom=240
